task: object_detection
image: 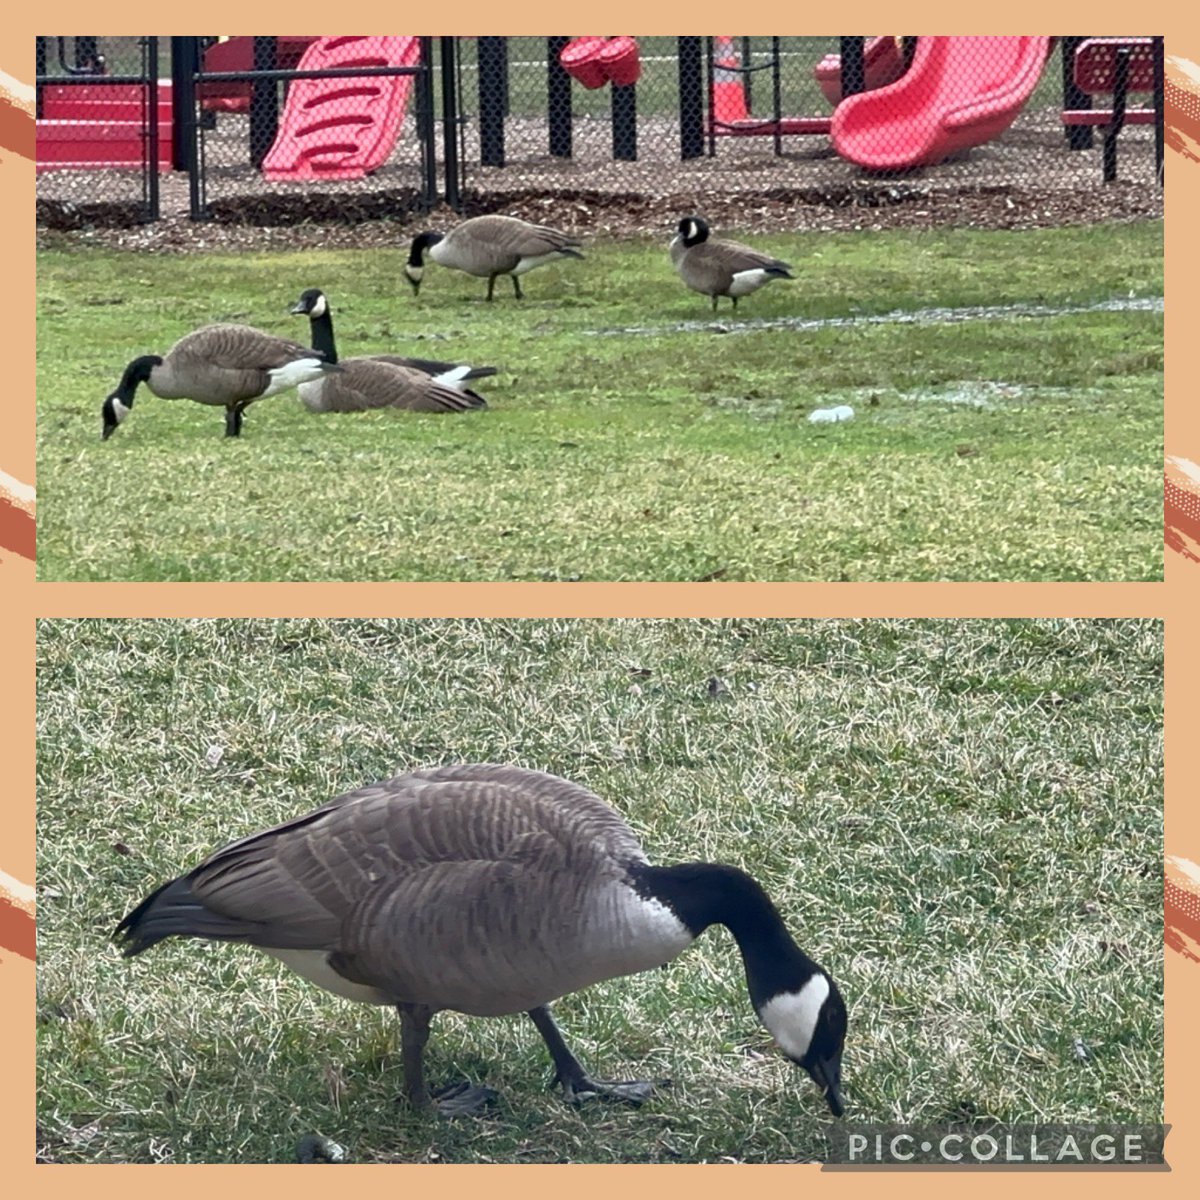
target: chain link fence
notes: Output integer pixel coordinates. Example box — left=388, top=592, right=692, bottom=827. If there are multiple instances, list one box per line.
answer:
left=36, top=36, right=1164, bottom=231
left=35, top=36, right=163, bottom=227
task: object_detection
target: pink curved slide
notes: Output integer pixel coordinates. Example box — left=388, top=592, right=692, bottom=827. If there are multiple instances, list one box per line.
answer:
left=831, top=36, right=1052, bottom=170
left=262, top=35, right=420, bottom=182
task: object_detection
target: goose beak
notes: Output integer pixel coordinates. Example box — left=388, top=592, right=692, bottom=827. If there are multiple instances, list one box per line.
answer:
left=808, top=1056, right=844, bottom=1117
left=288, top=301, right=307, bottom=315
left=101, top=422, right=117, bottom=441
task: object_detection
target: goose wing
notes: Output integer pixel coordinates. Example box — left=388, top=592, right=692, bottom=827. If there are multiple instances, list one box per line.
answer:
left=453, top=216, right=582, bottom=272
left=314, top=358, right=484, bottom=412
left=706, top=238, right=793, bottom=275
left=165, top=324, right=324, bottom=403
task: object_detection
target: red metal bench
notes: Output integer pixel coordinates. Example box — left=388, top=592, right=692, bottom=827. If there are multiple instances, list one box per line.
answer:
left=1063, top=37, right=1158, bottom=182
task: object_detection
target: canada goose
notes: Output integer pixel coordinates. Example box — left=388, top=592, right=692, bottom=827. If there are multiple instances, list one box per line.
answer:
left=287, top=289, right=490, bottom=414
left=669, top=217, right=795, bottom=312
left=101, top=324, right=341, bottom=440
left=116, top=763, right=847, bottom=1119
left=405, top=215, right=584, bottom=301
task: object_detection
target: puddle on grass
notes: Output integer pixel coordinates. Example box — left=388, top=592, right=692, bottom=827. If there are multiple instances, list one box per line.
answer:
left=584, top=295, right=1163, bottom=339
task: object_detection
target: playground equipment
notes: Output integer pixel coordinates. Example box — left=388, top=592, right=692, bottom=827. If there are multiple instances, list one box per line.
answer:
left=559, top=37, right=641, bottom=89
left=814, top=37, right=909, bottom=106
left=830, top=37, right=1053, bottom=170
left=1063, top=38, right=1160, bottom=181
left=197, top=36, right=316, bottom=113
left=261, top=36, right=422, bottom=182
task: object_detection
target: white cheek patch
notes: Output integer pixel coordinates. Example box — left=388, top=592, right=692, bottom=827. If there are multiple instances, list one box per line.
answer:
left=760, top=974, right=830, bottom=1061
left=310, top=295, right=327, bottom=318
left=112, top=398, right=130, bottom=423
left=406, top=265, right=425, bottom=281
left=686, top=221, right=699, bottom=241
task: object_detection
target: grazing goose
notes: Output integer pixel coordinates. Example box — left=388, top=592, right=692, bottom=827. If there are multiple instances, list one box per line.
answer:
left=669, top=216, right=795, bottom=312
left=116, top=763, right=847, bottom=1119
left=405, top=215, right=584, bottom=301
left=287, top=289, right=490, bottom=414
left=101, top=324, right=340, bottom=440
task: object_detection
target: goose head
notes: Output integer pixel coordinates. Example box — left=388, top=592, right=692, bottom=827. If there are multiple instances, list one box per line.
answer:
left=758, top=972, right=847, bottom=1116
left=102, top=355, right=162, bottom=440
left=289, top=288, right=328, bottom=318
left=405, top=232, right=445, bottom=295
left=677, top=216, right=710, bottom=248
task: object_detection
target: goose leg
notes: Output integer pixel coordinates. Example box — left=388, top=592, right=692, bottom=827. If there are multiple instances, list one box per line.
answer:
left=526, top=1005, right=665, bottom=1107
left=224, top=406, right=244, bottom=438
left=511, top=275, right=524, bottom=300
left=486, top=275, right=497, bottom=302
left=711, top=295, right=718, bottom=314
left=397, top=1003, right=497, bottom=1118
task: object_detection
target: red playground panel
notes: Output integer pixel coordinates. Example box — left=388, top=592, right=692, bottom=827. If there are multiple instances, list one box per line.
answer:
left=813, top=37, right=908, bottom=107
left=1073, top=37, right=1157, bottom=95
left=36, top=119, right=173, bottom=172
left=37, top=80, right=174, bottom=172
left=261, top=36, right=421, bottom=182
left=831, top=36, right=1052, bottom=171
left=198, top=36, right=318, bottom=113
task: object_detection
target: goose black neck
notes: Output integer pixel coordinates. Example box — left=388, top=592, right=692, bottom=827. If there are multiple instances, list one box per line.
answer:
left=409, top=231, right=443, bottom=267
left=306, top=309, right=338, bottom=363
left=116, top=355, right=162, bottom=401
left=632, top=862, right=820, bottom=1008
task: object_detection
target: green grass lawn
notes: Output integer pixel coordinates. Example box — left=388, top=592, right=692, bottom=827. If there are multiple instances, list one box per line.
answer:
left=36, top=222, right=1163, bottom=581
left=36, top=618, right=1164, bottom=1164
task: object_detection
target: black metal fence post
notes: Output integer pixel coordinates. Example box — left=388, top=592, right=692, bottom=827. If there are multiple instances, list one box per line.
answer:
left=416, top=36, right=438, bottom=209
left=612, top=82, right=637, bottom=161
left=839, top=36, right=866, bottom=98
left=1061, top=36, right=1093, bottom=150
left=170, top=37, right=198, bottom=171
left=479, top=36, right=507, bottom=167
left=249, top=36, right=278, bottom=168
left=678, top=36, right=704, bottom=159
left=143, top=36, right=160, bottom=221
left=36, top=37, right=47, bottom=116
left=547, top=36, right=572, bottom=158
left=1153, top=35, right=1165, bottom=186
left=440, top=36, right=461, bottom=210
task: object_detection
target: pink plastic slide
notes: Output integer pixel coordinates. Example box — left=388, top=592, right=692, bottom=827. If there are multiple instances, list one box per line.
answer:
left=830, top=36, right=1052, bottom=171
left=262, top=36, right=421, bottom=182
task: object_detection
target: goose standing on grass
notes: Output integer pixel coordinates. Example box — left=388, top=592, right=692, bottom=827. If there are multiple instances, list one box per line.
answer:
left=101, top=324, right=341, bottom=440
left=669, top=216, right=795, bottom=312
left=288, top=289, right=490, bottom=414
left=116, top=763, right=847, bottom=1119
left=405, top=215, right=585, bottom=301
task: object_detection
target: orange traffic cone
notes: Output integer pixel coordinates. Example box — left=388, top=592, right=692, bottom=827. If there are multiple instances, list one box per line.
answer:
left=711, top=35, right=748, bottom=124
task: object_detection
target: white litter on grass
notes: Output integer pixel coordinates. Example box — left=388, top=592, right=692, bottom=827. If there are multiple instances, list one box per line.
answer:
left=808, top=405, right=855, bottom=424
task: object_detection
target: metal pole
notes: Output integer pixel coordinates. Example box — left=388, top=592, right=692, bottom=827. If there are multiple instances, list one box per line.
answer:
left=771, top=35, right=782, bottom=157
left=612, top=82, right=637, bottom=161
left=1153, top=35, right=1165, bottom=187
left=479, top=36, right=506, bottom=167
left=678, top=36, right=704, bottom=160
left=36, top=37, right=47, bottom=117
left=1061, top=36, right=1093, bottom=150
left=547, top=36, right=572, bottom=158
left=170, top=37, right=198, bottom=171
left=144, top=37, right=160, bottom=221
left=839, top=37, right=865, bottom=99
left=742, top=36, right=753, bottom=113
left=415, top=37, right=437, bottom=209
left=440, top=36, right=461, bottom=210
left=249, top=36, right=278, bottom=168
